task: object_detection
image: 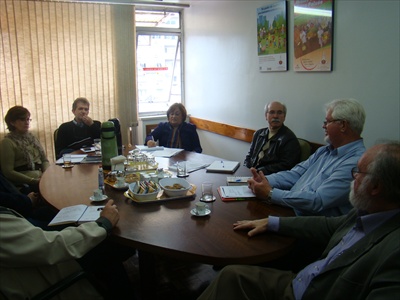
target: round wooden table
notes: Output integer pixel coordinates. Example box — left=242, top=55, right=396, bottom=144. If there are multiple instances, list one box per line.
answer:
left=40, top=151, right=295, bottom=298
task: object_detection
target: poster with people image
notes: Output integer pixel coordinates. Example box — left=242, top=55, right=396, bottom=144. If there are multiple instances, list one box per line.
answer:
left=257, top=2, right=288, bottom=72
left=293, top=0, right=334, bottom=72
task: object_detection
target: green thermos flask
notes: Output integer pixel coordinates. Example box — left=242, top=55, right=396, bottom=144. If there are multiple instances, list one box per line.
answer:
left=101, top=121, right=118, bottom=170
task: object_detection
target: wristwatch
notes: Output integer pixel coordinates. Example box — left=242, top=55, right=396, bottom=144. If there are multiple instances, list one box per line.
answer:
left=266, top=189, right=273, bottom=204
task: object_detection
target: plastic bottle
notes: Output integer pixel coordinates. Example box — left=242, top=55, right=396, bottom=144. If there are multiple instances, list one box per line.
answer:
left=98, top=166, right=105, bottom=195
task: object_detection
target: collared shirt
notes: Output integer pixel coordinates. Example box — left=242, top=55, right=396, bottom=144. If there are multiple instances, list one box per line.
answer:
left=266, top=139, right=365, bottom=216
left=269, top=209, right=400, bottom=300
left=72, top=119, right=84, bottom=127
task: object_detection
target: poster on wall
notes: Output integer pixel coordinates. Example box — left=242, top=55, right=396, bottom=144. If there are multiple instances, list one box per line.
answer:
left=257, top=1, right=288, bottom=72
left=293, top=0, right=334, bottom=72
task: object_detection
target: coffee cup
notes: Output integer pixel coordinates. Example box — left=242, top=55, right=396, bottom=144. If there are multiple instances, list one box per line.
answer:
left=116, top=176, right=125, bottom=187
left=93, top=189, right=103, bottom=200
left=195, top=202, right=208, bottom=215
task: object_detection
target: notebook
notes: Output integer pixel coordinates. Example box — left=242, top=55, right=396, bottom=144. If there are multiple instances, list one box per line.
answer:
left=206, top=160, right=240, bottom=174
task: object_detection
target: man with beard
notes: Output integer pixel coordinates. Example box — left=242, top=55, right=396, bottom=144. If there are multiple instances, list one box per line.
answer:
left=198, top=142, right=400, bottom=300
left=248, top=98, right=366, bottom=217
left=244, top=101, right=301, bottom=175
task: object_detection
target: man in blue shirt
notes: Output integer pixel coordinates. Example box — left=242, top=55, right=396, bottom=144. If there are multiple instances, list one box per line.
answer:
left=198, top=141, right=400, bottom=300
left=248, top=98, right=366, bottom=216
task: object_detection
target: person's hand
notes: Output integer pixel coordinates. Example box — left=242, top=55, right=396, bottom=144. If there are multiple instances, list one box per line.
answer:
left=27, top=192, right=40, bottom=207
left=147, top=140, right=156, bottom=147
left=233, top=218, right=269, bottom=237
left=247, top=168, right=272, bottom=199
left=100, top=199, right=119, bottom=227
left=81, top=115, right=94, bottom=126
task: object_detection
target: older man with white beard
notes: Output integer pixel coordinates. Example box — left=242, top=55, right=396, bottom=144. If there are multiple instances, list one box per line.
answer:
left=248, top=98, right=366, bottom=217
left=198, top=141, right=400, bottom=300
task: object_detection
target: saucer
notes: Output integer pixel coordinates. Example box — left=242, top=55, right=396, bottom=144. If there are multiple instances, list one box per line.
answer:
left=200, top=196, right=216, bottom=202
left=190, top=208, right=211, bottom=217
left=113, top=183, right=129, bottom=190
left=62, top=165, right=74, bottom=169
left=90, top=195, right=108, bottom=202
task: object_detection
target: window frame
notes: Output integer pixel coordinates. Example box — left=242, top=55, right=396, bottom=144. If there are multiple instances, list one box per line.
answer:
left=136, top=9, right=185, bottom=117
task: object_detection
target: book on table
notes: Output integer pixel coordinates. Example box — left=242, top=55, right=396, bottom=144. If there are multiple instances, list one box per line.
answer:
left=206, top=160, right=240, bottom=174
left=217, top=185, right=255, bottom=201
left=48, top=204, right=104, bottom=226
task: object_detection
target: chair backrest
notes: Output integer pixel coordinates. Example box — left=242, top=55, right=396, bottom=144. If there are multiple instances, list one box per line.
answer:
left=298, top=138, right=312, bottom=162
left=53, top=128, right=59, bottom=158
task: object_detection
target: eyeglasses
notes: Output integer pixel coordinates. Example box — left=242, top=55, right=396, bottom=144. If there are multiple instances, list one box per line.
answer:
left=323, top=119, right=342, bottom=126
left=267, top=110, right=284, bottom=115
left=351, top=167, right=369, bottom=179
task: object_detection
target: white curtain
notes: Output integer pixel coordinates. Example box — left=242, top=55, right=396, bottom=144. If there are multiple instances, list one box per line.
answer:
left=1, top=0, right=137, bottom=161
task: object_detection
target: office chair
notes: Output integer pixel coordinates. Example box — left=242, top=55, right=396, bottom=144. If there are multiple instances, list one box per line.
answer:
left=298, top=138, right=312, bottom=162
left=31, top=270, right=106, bottom=300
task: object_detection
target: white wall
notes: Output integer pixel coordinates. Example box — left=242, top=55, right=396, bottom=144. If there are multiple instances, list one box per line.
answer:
left=183, top=0, right=400, bottom=161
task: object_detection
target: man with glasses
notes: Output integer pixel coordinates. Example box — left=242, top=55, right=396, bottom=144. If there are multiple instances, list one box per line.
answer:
left=198, top=142, right=400, bottom=300
left=244, top=101, right=301, bottom=175
left=248, top=98, right=366, bottom=217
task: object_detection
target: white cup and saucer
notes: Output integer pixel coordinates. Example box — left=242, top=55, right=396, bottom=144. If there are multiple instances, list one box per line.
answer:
left=190, top=201, right=211, bottom=217
left=90, top=189, right=107, bottom=202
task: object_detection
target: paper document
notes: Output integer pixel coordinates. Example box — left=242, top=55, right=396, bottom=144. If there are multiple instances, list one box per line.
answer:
left=169, top=161, right=209, bottom=173
left=134, top=145, right=165, bottom=152
left=218, top=186, right=255, bottom=198
left=151, top=148, right=184, bottom=158
left=56, top=154, right=87, bottom=165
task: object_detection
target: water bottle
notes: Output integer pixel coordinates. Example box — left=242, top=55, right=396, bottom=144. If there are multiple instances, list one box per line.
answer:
left=98, top=166, right=105, bottom=195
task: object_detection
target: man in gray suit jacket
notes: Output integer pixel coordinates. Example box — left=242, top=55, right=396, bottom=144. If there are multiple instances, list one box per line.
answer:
left=198, top=141, right=400, bottom=300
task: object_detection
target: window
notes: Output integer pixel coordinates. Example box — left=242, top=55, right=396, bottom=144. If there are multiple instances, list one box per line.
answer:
left=136, top=10, right=183, bottom=116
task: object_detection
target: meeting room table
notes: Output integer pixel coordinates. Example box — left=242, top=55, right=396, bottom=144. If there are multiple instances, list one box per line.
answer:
left=40, top=150, right=295, bottom=299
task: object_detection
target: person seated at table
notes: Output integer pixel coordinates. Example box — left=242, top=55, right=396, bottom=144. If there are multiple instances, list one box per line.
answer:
left=55, top=97, right=101, bottom=159
left=0, top=199, right=136, bottom=299
left=0, top=170, right=58, bottom=229
left=244, top=101, right=301, bottom=175
left=248, top=98, right=366, bottom=217
left=198, top=142, right=400, bottom=300
left=145, top=103, right=202, bottom=153
left=0, top=106, right=50, bottom=193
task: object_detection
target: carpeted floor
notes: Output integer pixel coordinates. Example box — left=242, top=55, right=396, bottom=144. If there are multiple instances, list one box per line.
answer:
left=123, top=253, right=219, bottom=300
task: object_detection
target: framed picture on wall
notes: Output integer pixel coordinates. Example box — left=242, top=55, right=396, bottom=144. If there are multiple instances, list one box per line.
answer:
left=293, top=0, right=334, bottom=72
left=257, top=1, right=288, bottom=72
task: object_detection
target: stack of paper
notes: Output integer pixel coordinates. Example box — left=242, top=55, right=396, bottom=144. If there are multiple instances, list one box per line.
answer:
left=218, top=186, right=255, bottom=201
left=56, top=154, right=87, bottom=165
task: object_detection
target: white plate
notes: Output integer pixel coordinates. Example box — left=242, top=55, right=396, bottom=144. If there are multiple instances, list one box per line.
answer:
left=190, top=208, right=211, bottom=217
left=113, top=183, right=129, bottom=190
left=90, top=195, right=108, bottom=202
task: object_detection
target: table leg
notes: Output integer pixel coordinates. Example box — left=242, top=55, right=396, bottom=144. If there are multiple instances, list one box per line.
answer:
left=138, top=250, right=157, bottom=300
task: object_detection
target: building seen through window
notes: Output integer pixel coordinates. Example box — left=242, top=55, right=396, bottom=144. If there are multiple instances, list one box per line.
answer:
left=136, top=10, right=182, bottom=116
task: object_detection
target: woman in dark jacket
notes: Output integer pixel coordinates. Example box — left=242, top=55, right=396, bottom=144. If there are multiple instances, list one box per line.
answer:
left=146, top=103, right=202, bottom=153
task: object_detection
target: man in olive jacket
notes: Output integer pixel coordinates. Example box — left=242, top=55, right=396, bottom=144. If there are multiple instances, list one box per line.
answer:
left=198, top=141, right=400, bottom=300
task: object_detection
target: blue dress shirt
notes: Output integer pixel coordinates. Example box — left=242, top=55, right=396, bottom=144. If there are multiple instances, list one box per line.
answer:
left=266, top=139, right=365, bottom=216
